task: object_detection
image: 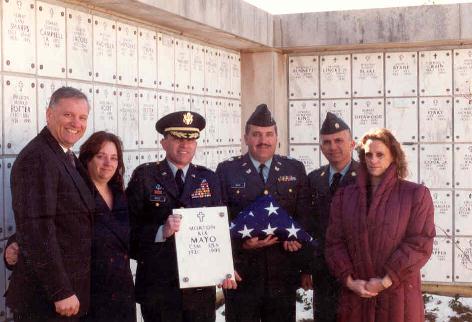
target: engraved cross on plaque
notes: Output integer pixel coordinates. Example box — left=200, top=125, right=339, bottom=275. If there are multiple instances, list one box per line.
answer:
left=433, top=53, right=438, bottom=59
left=197, top=212, right=205, bottom=223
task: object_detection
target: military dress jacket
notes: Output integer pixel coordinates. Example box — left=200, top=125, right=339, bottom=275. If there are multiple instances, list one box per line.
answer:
left=126, top=160, right=222, bottom=302
left=6, top=127, right=95, bottom=317
left=306, top=161, right=359, bottom=273
left=216, top=153, right=311, bottom=295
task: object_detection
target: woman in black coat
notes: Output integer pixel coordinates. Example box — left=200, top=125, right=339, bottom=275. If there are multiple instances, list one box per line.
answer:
left=78, top=131, right=136, bottom=322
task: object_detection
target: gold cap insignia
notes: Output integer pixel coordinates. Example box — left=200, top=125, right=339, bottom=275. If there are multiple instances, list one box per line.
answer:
left=183, top=112, right=193, bottom=125
left=335, top=123, right=340, bottom=129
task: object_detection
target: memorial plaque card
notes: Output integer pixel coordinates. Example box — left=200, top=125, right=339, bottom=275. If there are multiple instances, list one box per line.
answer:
left=419, top=50, right=452, bottom=96
left=386, top=98, right=418, bottom=142
left=419, top=144, right=453, bottom=189
left=454, top=144, right=472, bottom=189
left=117, top=22, right=138, bottom=86
left=66, top=9, right=93, bottom=81
left=421, top=237, right=452, bottom=282
left=93, top=16, right=116, bottom=83
left=352, top=99, right=384, bottom=140
left=289, top=100, right=319, bottom=144
left=352, top=53, right=383, bottom=97
left=385, top=52, right=417, bottom=97
left=289, top=56, right=318, bottom=99
left=138, top=28, right=157, bottom=88
left=419, top=97, right=452, bottom=142
left=320, top=55, right=350, bottom=98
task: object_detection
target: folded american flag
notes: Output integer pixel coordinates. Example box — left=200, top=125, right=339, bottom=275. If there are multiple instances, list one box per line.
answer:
left=229, top=195, right=315, bottom=244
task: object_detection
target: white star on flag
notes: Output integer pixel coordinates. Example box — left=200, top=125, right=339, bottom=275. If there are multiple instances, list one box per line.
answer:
left=286, top=224, right=300, bottom=238
left=229, top=222, right=236, bottom=230
left=262, top=223, right=277, bottom=236
left=265, top=202, right=279, bottom=216
left=248, top=211, right=255, bottom=217
left=238, top=225, right=254, bottom=238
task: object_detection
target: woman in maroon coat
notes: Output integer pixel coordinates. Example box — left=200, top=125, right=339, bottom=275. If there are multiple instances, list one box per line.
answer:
left=325, top=128, right=435, bottom=322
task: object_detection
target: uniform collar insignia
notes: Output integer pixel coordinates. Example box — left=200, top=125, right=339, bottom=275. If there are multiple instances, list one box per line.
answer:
left=321, top=171, right=325, bottom=176
left=246, top=168, right=251, bottom=174
left=275, top=166, right=280, bottom=171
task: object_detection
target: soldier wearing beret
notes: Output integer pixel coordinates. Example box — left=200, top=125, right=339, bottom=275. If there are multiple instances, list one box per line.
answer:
left=126, top=111, right=229, bottom=322
left=216, top=104, right=311, bottom=322
left=300, top=112, right=358, bottom=322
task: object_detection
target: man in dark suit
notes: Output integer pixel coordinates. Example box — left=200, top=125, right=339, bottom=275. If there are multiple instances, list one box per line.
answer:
left=6, top=87, right=95, bottom=321
left=216, top=104, right=311, bottom=322
left=126, top=111, right=229, bottom=322
left=300, top=112, right=358, bottom=322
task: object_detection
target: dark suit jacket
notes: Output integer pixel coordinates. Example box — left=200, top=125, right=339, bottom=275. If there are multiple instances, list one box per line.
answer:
left=126, top=159, right=222, bottom=303
left=6, top=127, right=95, bottom=317
left=216, top=153, right=311, bottom=296
left=306, top=160, right=359, bottom=275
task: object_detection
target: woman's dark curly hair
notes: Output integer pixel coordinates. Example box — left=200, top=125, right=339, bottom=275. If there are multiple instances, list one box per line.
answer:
left=79, top=131, right=125, bottom=190
left=356, top=128, right=408, bottom=179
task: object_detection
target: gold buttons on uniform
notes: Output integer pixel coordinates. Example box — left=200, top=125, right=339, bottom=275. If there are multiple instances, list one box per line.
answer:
left=236, top=190, right=240, bottom=194
left=264, top=190, right=269, bottom=195
left=289, top=188, right=293, bottom=193
left=155, top=202, right=160, bottom=206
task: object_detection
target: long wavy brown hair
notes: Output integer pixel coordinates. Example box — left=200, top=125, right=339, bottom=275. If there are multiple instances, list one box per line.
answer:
left=79, top=131, right=125, bottom=190
left=356, top=128, right=408, bottom=179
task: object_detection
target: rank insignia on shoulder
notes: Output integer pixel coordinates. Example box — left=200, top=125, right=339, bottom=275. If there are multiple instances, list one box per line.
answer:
left=191, top=179, right=212, bottom=199
left=278, top=176, right=297, bottom=182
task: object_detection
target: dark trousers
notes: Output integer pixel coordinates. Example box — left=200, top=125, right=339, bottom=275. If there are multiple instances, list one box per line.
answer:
left=224, top=288, right=296, bottom=322
left=312, top=271, right=340, bottom=322
left=140, top=286, right=215, bottom=322
left=14, top=312, right=80, bottom=322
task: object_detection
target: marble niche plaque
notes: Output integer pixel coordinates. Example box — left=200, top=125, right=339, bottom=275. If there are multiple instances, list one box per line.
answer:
left=67, top=81, right=94, bottom=150
left=66, top=9, right=93, bottom=81
left=419, top=50, right=452, bottom=96
left=37, top=78, right=66, bottom=130
left=117, top=89, right=139, bottom=150
left=230, top=53, right=241, bottom=99
left=205, top=98, right=219, bottom=146
left=93, top=85, right=117, bottom=134
left=289, top=101, right=319, bottom=144
left=385, top=52, right=417, bottom=97
left=0, top=84, right=2, bottom=153
left=419, top=97, right=452, bottom=142
left=138, top=89, right=158, bottom=149
left=174, top=94, right=191, bottom=112
left=139, top=151, right=158, bottom=165
left=0, top=161, right=4, bottom=238
left=219, top=100, right=231, bottom=145
left=193, top=148, right=207, bottom=168
left=402, top=144, right=419, bottom=183
left=431, top=190, right=453, bottom=235
left=174, top=39, right=191, bottom=93
left=36, top=2, right=66, bottom=77
left=320, top=55, right=350, bottom=98
left=3, top=0, right=36, bottom=73
left=455, top=192, right=472, bottom=236
left=454, top=237, right=472, bottom=282
left=123, top=151, right=140, bottom=185
left=454, top=49, right=472, bottom=95
left=454, top=97, right=472, bottom=142
left=93, top=16, right=116, bottom=83
left=454, top=144, right=472, bottom=189
left=320, top=100, right=351, bottom=128
left=352, top=53, right=383, bottom=97
left=117, top=22, right=138, bottom=86
left=4, top=158, right=17, bottom=238
left=205, top=47, right=218, bottom=97
left=4, top=77, right=37, bottom=154
left=289, top=56, right=318, bottom=99
left=220, top=51, right=232, bottom=97
left=205, top=147, right=219, bottom=171
left=138, top=28, right=157, bottom=88
left=386, top=98, right=418, bottom=142
left=157, top=33, right=175, bottom=91
left=419, top=144, right=453, bottom=189
left=229, top=100, right=241, bottom=145
left=190, top=96, right=207, bottom=146
left=421, top=237, right=452, bottom=283
left=352, top=99, right=384, bottom=141
left=190, top=43, right=205, bottom=96
left=289, top=145, right=319, bottom=174
left=157, top=92, right=175, bottom=141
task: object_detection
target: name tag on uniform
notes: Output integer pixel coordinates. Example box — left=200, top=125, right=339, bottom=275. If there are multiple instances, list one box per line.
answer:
left=278, top=176, right=297, bottom=182
left=230, top=182, right=246, bottom=189
left=150, top=195, right=167, bottom=202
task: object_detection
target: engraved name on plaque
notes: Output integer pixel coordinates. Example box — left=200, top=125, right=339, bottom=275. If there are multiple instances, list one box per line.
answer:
left=454, top=144, right=472, bottom=189
left=455, top=192, right=472, bottom=236
left=352, top=99, right=384, bottom=141
left=37, top=2, right=66, bottom=77
left=419, top=97, right=452, bottom=142
left=419, top=50, right=452, bottom=96
left=385, top=52, right=417, bottom=97
left=421, top=237, right=452, bottom=282
left=117, top=22, right=138, bottom=86
left=454, top=238, right=472, bottom=282
left=93, top=16, right=116, bottom=83
left=289, top=56, right=318, bottom=99
left=386, top=98, right=418, bottom=142
left=138, top=27, right=157, bottom=88
left=138, top=89, right=158, bottom=149
left=66, top=9, right=92, bottom=81
left=4, top=77, right=37, bottom=154
left=352, top=53, right=383, bottom=97
left=289, top=100, right=319, bottom=144
left=453, top=49, right=472, bottom=95
left=289, top=145, right=319, bottom=174
left=431, top=190, right=453, bottom=235
left=94, top=85, right=117, bottom=133
left=454, top=97, right=472, bottom=142
left=419, top=144, right=452, bottom=189
left=320, top=55, right=350, bottom=98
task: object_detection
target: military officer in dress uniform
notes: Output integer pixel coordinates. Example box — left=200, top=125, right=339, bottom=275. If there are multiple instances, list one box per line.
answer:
left=126, top=111, right=229, bottom=322
left=216, top=104, right=311, bottom=322
left=300, top=112, right=359, bottom=322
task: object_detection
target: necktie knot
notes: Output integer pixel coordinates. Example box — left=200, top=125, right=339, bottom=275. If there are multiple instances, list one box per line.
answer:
left=66, top=149, right=76, bottom=168
left=330, top=172, right=342, bottom=195
left=175, top=169, right=184, bottom=196
left=259, top=164, right=266, bottom=183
